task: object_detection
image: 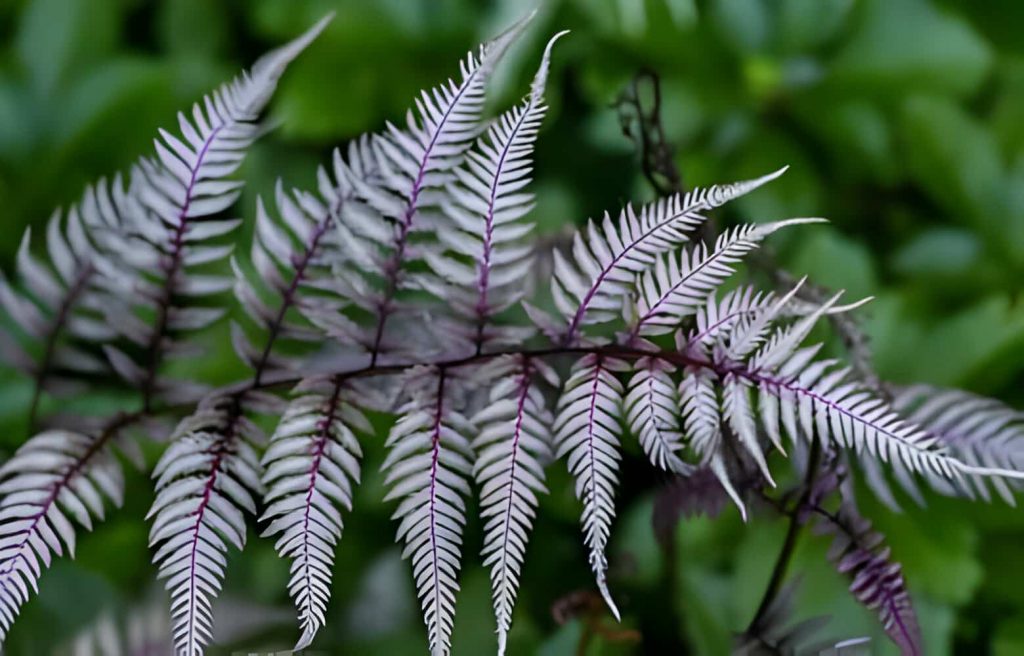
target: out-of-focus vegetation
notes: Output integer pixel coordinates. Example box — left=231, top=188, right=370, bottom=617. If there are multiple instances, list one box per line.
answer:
left=2, top=0, right=1024, bottom=653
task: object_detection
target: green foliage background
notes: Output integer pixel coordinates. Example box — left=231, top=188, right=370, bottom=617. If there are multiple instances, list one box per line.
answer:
left=2, top=0, right=1024, bottom=653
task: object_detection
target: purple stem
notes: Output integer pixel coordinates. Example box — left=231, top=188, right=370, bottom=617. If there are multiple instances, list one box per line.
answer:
left=297, top=378, right=343, bottom=624
left=369, top=73, right=480, bottom=366
left=251, top=211, right=334, bottom=386
left=583, top=356, right=605, bottom=541
left=565, top=202, right=697, bottom=345
left=140, top=125, right=224, bottom=410
left=425, top=369, right=448, bottom=638
left=472, top=106, right=533, bottom=354
left=494, top=359, right=532, bottom=604
left=740, top=366, right=925, bottom=454
left=183, top=401, right=240, bottom=651
left=26, top=262, right=96, bottom=433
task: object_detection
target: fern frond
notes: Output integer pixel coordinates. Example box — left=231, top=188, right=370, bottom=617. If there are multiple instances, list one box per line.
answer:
left=340, top=17, right=532, bottom=364
left=553, top=354, right=628, bottom=618
left=233, top=181, right=349, bottom=381
left=147, top=395, right=265, bottom=655
left=92, top=16, right=332, bottom=403
left=0, top=182, right=129, bottom=425
left=382, top=368, right=474, bottom=655
left=472, top=356, right=556, bottom=653
left=424, top=32, right=566, bottom=353
left=260, top=377, right=367, bottom=650
left=895, top=385, right=1024, bottom=504
left=813, top=501, right=921, bottom=655
left=0, top=425, right=127, bottom=641
left=627, top=219, right=819, bottom=339
left=549, top=167, right=788, bottom=344
left=625, top=357, right=691, bottom=474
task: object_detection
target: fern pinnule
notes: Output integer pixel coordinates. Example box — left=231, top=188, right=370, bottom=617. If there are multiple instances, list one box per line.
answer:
left=260, top=377, right=367, bottom=650
left=472, top=355, right=557, bottom=653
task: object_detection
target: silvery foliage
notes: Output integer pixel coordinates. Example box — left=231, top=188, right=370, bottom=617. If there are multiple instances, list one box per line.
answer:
left=1, top=12, right=1023, bottom=656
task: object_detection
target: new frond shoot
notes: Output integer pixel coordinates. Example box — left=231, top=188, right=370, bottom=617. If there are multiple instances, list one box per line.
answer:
left=1, top=14, right=1023, bottom=656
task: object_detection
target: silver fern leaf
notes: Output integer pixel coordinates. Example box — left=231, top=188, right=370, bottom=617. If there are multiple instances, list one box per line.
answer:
left=146, top=395, right=266, bottom=655
left=546, top=167, right=789, bottom=344
left=423, top=32, right=566, bottom=353
left=260, top=377, right=367, bottom=650
left=553, top=354, right=628, bottom=618
left=382, top=367, right=475, bottom=655
left=472, top=355, right=557, bottom=654
left=0, top=426, right=126, bottom=641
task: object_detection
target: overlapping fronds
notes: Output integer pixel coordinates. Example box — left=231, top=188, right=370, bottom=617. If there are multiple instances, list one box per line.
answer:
left=626, top=219, right=820, bottom=338
left=424, top=32, right=566, bottom=353
left=334, top=15, right=534, bottom=364
left=3, top=15, right=1024, bottom=656
left=546, top=167, right=789, bottom=343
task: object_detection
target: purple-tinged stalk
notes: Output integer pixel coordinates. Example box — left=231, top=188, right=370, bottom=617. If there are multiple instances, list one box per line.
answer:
left=812, top=501, right=921, bottom=655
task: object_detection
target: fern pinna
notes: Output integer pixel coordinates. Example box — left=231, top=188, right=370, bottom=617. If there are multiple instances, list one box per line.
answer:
left=3, top=13, right=1024, bottom=656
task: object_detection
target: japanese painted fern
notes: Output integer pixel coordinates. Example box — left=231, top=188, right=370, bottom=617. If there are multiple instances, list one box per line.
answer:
left=3, top=14, right=1024, bottom=656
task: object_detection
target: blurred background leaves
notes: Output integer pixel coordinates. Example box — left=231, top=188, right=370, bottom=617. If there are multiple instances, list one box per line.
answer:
left=2, top=0, right=1024, bottom=653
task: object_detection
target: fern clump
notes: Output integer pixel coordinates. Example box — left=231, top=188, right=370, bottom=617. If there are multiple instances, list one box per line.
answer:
left=2, top=12, right=1024, bottom=656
